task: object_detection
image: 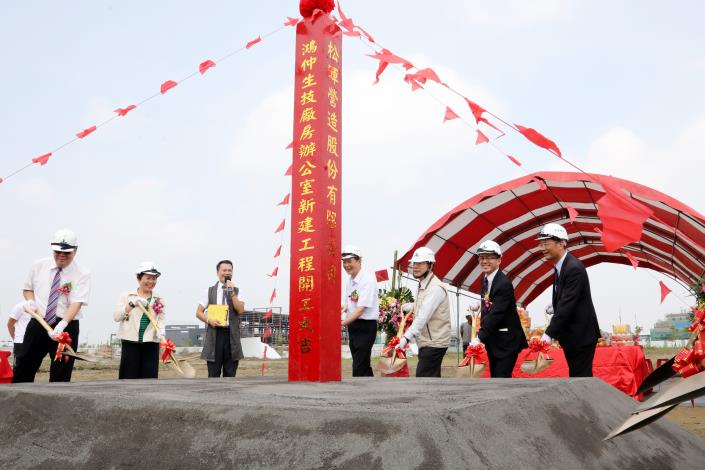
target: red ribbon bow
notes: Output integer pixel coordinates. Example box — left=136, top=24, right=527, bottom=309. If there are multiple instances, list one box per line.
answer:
left=54, top=332, right=73, bottom=362
left=672, top=308, right=705, bottom=378
left=527, top=338, right=552, bottom=357
left=459, top=343, right=487, bottom=367
left=160, top=338, right=176, bottom=362
left=382, top=336, right=407, bottom=359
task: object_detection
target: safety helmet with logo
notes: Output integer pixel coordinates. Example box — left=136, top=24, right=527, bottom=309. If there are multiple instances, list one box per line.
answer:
left=410, top=246, right=435, bottom=264
left=341, top=245, right=362, bottom=260
left=536, top=223, right=569, bottom=242
left=136, top=261, right=161, bottom=277
left=476, top=240, right=502, bottom=257
left=51, top=228, right=78, bottom=252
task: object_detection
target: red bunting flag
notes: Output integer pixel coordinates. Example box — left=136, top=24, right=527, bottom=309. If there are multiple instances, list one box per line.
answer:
left=443, top=106, right=460, bottom=123
left=515, top=124, right=562, bottom=157
left=465, top=98, right=486, bottom=124
left=246, top=36, right=262, bottom=49
left=262, top=309, right=273, bottom=320
left=659, top=281, right=671, bottom=304
left=263, top=327, right=271, bottom=339
left=284, top=164, right=292, bottom=176
left=596, top=183, right=653, bottom=252
left=475, top=130, right=489, bottom=145
left=277, top=193, right=290, bottom=206
left=566, top=204, right=578, bottom=223
left=532, top=177, right=548, bottom=191
left=269, top=288, right=277, bottom=303
left=268, top=267, right=279, bottom=278
left=76, top=126, right=96, bottom=139
left=32, top=152, right=52, bottom=166
left=199, top=60, right=216, bottom=75
left=284, top=17, right=299, bottom=27
left=274, top=219, right=285, bottom=233
left=273, top=245, right=282, bottom=258
left=285, top=141, right=293, bottom=150
left=375, top=269, right=389, bottom=282
left=405, top=68, right=444, bottom=86
left=160, top=80, right=177, bottom=94
left=114, top=105, right=136, bottom=117
left=506, top=155, right=522, bottom=166
left=367, top=50, right=413, bottom=67
left=624, top=251, right=639, bottom=269
left=373, top=60, right=389, bottom=85
left=0, top=178, right=3, bottom=184
left=408, top=79, right=423, bottom=91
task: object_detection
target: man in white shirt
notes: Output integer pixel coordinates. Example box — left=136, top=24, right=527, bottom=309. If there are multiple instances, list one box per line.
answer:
left=196, top=260, right=245, bottom=377
left=13, top=229, right=91, bottom=383
left=7, top=302, right=30, bottom=368
left=341, top=245, right=379, bottom=377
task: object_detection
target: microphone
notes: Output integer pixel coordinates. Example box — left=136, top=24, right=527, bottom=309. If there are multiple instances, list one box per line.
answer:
left=223, top=274, right=233, bottom=293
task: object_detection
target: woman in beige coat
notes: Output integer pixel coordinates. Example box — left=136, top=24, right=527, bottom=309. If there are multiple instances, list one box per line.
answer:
left=114, top=262, right=165, bottom=379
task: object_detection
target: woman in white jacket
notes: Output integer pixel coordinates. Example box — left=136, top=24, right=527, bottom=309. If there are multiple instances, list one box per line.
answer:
left=114, top=262, right=165, bottom=379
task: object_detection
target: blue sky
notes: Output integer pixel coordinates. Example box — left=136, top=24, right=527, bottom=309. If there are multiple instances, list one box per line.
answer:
left=1, top=1, right=704, bottom=343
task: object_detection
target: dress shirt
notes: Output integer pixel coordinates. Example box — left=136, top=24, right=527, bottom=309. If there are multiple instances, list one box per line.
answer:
left=23, top=257, right=91, bottom=320
left=344, top=270, right=379, bottom=321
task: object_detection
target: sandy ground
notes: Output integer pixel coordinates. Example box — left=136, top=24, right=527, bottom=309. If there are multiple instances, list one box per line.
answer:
left=11, top=348, right=705, bottom=441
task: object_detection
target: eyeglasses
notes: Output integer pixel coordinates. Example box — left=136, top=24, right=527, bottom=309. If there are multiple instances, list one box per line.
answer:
left=53, top=250, right=75, bottom=255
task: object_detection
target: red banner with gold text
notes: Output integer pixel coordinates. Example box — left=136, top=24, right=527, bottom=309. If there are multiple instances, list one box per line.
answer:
left=288, top=14, right=342, bottom=382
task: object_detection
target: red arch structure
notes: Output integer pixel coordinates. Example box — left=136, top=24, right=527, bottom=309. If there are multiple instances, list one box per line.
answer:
left=399, top=171, right=705, bottom=305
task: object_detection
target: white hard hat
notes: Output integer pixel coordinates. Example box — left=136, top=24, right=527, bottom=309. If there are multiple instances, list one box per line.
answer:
left=51, top=228, right=78, bottom=252
left=341, top=245, right=362, bottom=260
left=137, top=261, right=161, bottom=277
left=536, top=223, right=568, bottom=241
left=410, top=246, right=435, bottom=263
left=476, top=240, right=502, bottom=257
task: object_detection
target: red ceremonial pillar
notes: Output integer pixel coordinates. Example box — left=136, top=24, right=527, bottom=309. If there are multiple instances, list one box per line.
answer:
left=288, top=13, right=342, bottom=381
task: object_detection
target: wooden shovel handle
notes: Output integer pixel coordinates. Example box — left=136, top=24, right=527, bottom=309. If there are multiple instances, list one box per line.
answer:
left=23, top=305, right=80, bottom=356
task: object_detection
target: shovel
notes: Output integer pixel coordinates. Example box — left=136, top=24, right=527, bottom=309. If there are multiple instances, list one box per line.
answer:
left=133, top=301, right=196, bottom=378
left=23, top=305, right=101, bottom=362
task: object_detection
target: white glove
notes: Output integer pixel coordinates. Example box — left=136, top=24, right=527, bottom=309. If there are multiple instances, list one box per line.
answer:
left=396, top=336, right=409, bottom=350
left=129, top=296, right=147, bottom=308
left=468, top=299, right=481, bottom=312
left=401, top=303, right=414, bottom=313
left=541, top=333, right=552, bottom=343
left=545, top=305, right=554, bottom=315
left=49, top=320, right=69, bottom=339
left=469, top=337, right=481, bottom=346
left=23, top=300, right=37, bottom=312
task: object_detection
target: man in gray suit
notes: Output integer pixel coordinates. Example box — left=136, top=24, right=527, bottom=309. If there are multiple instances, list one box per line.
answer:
left=196, top=260, right=245, bottom=377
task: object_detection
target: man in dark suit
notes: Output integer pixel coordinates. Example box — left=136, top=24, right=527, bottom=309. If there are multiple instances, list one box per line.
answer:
left=471, top=240, right=528, bottom=377
left=538, top=223, right=601, bottom=377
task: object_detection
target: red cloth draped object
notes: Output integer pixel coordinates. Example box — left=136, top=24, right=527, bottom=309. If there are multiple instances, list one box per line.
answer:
left=300, top=0, right=334, bottom=17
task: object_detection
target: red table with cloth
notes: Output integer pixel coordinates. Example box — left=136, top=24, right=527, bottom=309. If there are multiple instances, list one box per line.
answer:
left=479, top=345, right=650, bottom=397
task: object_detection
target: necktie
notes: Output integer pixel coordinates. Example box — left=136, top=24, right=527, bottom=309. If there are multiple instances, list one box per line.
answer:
left=222, top=285, right=227, bottom=305
left=45, top=267, right=63, bottom=325
left=481, top=276, right=489, bottom=318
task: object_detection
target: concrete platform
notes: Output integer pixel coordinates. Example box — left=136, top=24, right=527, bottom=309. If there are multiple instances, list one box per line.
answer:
left=1, top=377, right=704, bottom=469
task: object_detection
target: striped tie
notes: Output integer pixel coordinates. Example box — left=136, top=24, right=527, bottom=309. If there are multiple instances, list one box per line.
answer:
left=45, top=267, right=63, bottom=325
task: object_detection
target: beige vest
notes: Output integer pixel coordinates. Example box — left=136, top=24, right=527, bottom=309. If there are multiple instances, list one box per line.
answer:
left=414, top=273, right=451, bottom=348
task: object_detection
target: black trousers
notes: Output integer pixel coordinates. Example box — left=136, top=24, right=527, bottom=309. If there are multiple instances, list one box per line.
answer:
left=416, top=346, right=447, bottom=377
left=348, top=319, right=377, bottom=377
left=487, top=349, right=520, bottom=378
left=564, top=343, right=596, bottom=377
left=12, top=342, right=24, bottom=370
left=207, top=327, right=238, bottom=378
left=12, top=318, right=79, bottom=383
left=119, top=340, right=159, bottom=379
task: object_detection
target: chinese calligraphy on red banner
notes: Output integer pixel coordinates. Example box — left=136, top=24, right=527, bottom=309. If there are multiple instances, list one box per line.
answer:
left=289, top=15, right=342, bottom=382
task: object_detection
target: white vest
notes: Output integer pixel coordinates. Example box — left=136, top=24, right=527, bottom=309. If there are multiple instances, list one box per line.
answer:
left=414, top=273, right=451, bottom=348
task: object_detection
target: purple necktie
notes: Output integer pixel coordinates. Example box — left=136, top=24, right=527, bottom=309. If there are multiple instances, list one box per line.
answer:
left=45, top=267, right=62, bottom=325
left=481, top=276, right=489, bottom=318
